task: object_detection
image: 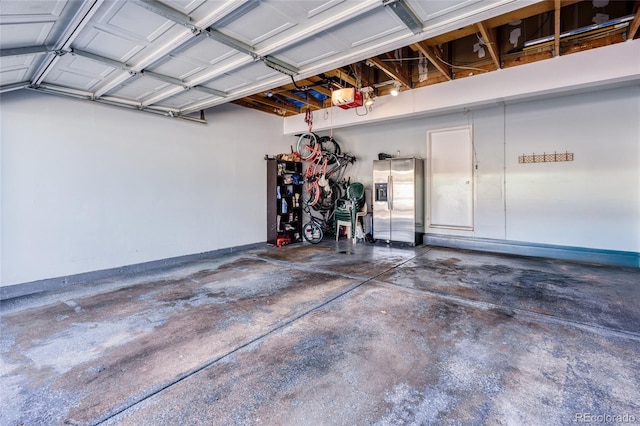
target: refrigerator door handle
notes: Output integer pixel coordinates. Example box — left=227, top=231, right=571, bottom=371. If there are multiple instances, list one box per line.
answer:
left=388, top=175, right=393, bottom=210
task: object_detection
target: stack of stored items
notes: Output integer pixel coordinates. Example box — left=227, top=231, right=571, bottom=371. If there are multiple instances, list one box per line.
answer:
left=334, top=182, right=365, bottom=239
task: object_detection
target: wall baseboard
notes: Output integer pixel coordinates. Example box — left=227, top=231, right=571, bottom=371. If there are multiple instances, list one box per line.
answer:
left=0, top=242, right=265, bottom=301
left=423, top=234, right=639, bottom=269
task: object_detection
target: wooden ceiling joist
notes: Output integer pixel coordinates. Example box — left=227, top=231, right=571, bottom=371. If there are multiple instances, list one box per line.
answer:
left=367, top=57, right=412, bottom=88
left=476, top=21, right=501, bottom=69
left=425, top=1, right=579, bottom=47
left=245, top=95, right=300, bottom=115
left=278, top=90, right=323, bottom=109
left=554, top=0, right=561, bottom=56
left=484, top=0, right=581, bottom=33
left=272, top=94, right=298, bottom=109
left=288, top=77, right=332, bottom=97
left=411, top=42, right=452, bottom=80
left=323, top=69, right=358, bottom=89
left=628, top=5, right=640, bottom=40
left=232, top=99, right=293, bottom=116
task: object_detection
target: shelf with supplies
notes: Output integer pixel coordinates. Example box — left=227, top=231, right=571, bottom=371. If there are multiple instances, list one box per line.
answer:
left=266, top=158, right=303, bottom=247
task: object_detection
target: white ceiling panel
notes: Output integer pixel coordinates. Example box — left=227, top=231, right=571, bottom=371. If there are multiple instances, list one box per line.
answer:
left=72, top=0, right=188, bottom=66
left=42, top=54, right=117, bottom=91
left=75, top=29, right=145, bottom=64
left=177, top=36, right=240, bottom=67
left=0, top=54, right=36, bottom=70
left=44, top=68, right=102, bottom=91
left=64, top=55, right=117, bottom=79
left=274, top=35, right=343, bottom=69
left=234, top=61, right=280, bottom=82
left=0, top=22, right=55, bottom=48
left=98, top=1, right=176, bottom=43
left=0, top=54, right=38, bottom=85
left=306, top=0, right=350, bottom=19
left=161, top=0, right=207, bottom=16
left=106, top=75, right=173, bottom=101
left=154, top=88, right=214, bottom=109
left=0, top=0, right=66, bottom=17
left=0, top=0, right=84, bottom=48
left=221, top=0, right=380, bottom=54
left=201, top=72, right=252, bottom=93
left=150, top=55, right=206, bottom=81
left=217, top=1, right=297, bottom=46
left=327, top=8, right=406, bottom=49
left=408, top=0, right=483, bottom=22
left=0, top=67, right=30, bottom=86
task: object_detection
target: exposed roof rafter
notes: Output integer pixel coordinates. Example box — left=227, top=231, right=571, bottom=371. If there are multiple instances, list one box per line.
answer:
left=476, top=21, right=501, bottom=69
left=367, top=57, right=412, bottom=89
left=411, top=42, right=452, bottom=81
left=628, top=4, right=640, bottom=40
left=245, top=95, right=300, bottom=115
left=554, top=0, right=562, bottom=56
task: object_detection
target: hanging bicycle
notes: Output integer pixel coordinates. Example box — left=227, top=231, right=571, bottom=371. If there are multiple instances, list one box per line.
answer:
left=296, top=132, right=356, bottom=213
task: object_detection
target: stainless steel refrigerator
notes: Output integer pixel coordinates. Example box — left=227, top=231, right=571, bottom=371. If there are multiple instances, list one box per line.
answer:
left=373, top=157, right=424, bottom=245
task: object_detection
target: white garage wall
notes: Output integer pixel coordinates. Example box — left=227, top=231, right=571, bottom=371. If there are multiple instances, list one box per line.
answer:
left=319, top=84, right=640, bottom=253
left=2, top=84, right=638, bottom=288
left=505, top=88, right=640, bottom=250
left=1, top=91, right=290, bottom=287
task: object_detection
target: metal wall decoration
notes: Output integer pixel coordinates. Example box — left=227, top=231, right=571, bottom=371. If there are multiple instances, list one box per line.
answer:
left=519, top=152, right=574, bottom=164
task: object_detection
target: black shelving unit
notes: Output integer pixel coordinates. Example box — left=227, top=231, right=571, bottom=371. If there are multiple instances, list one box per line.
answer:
left=266, top=159, right=303, bottom=246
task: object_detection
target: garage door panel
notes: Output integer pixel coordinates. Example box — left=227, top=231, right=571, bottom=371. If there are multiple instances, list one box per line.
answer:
left=41, top=53, right=117, bottom=90
left=106, top=76, right=174, bottom=101
left=161, top=0, right=207, bottom=16
left=155, top=89, right=213, bottom=109
left=215, top=1, right=297, bottom=46
left=0, top=22, right=55, bottom=49
left=45, top=69, right=102, bottom=91
left=0, top=67, right=30, bottom=86
left=75, top=29, right=145, bottom=64
left=178, top=37, right=239, bottom=67
left=328, top=8, right=406, bottom=49
left=202, top=72, right=252, bottom=93
left=96, top=1, right=176, bottom=44
left=275, top=33, right=344, bottom=69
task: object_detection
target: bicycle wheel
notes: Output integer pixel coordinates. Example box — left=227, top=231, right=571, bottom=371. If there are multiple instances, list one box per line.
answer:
left=302, top=180, right=321, bottom=207
left=296, top=132, right=318, bottom=160
left=318, top=136, right=341, bottom=159
left=302, top=220, right=324, bottom=244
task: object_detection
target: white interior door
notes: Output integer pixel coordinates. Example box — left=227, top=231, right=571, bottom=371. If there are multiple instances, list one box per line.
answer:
left=428, top=126, right=474, bottom=230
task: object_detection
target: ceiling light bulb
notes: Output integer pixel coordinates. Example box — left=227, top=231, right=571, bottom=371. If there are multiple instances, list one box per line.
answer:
left=390, top=81, right=402, bottom=96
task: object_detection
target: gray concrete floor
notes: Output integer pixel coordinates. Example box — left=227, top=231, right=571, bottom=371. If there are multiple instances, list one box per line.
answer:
left=1, top=242, right=639, bottom=425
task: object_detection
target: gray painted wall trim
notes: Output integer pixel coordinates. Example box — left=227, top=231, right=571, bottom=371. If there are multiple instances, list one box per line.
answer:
left=0, top=242, right=265, bottom=301
left=423, top=234, right=640, bottom=268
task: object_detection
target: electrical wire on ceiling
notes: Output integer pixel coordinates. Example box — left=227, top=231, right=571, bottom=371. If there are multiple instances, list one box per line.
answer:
left=436, top=55, right=490, bottom=73
left=381, top=56, right=490, bottom=73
